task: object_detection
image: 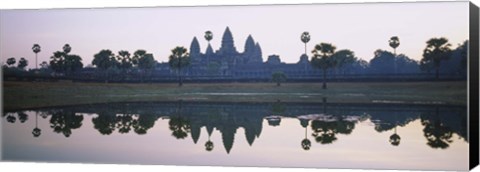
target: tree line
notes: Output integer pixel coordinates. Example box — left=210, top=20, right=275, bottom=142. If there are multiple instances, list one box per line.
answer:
left=2, top=31, right=468, bottom=88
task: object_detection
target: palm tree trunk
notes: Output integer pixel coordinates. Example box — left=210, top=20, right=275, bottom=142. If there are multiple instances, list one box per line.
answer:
left=178, top=69, right=183, bottom=87
left=304, top=43, right=307, bottom=55
left=35, top=53, right=38, bottom=70
left=322, top=69, right=327, bottom=89
left=435, top=66, right=439, bottom=79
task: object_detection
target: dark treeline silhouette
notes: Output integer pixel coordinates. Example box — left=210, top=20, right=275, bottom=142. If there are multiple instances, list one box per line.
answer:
left=3, top=101, right=467, bottom=153
left=2, top=28, right=468, bottom=84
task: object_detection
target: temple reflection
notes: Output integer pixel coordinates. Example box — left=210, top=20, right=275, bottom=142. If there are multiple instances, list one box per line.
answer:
left=2, top=101, right=468, bottom=153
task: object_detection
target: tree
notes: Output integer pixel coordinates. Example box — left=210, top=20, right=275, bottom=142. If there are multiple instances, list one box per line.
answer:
left=389, top=36, right=400, bottom=73
left=49, top=111, right=84, bottom=138
left=389, top=36, right=400, bottom=55
left=204, top=31, right=213, bottom=43
left=63, top=44, right=72, bottom=54
left=204, top=31, right=213, bottom=64
left=168, top=46, right=190, bottom=87
left=93, top=49, right=117, bottom=82
left=421, top=37, right=452, bottom=79
left=138, top=53, right=156, bottom=82
left=17, top=58, right=28, bottom=70
left=117, top=50, right=132, bottom=71
left=169, top=116, right=191, bottom=139
left=6, top=57, right=16, bottom=67
left=132, top=49, right=146, bottom=66
left=271, top=71, right=287, bottom=86
left=39, top=61, right=49, bottom=69
left=49, top=45, right=83, bottom=75
left=331, top=49, right=355, bottom=76
left=32, top=44, right=41, bottom=69
left=369, top=50, right=419, bottom=74
left=311, top=43, right=336, bottom=89
left=300, top=31, right=311, bottom=55
left=64, top=54, right=83, bottom=75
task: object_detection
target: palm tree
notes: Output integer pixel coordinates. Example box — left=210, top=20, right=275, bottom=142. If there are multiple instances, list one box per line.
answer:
left=168, top=46, right=190, bottom=87
left=421, top=37, right=452, bottom=79
left=389, top=36, right=400, bottom=55
left=63, top=44, right=71, bottom=54
left=6, top=58, right=16, bottom=67
left=389, top=36, right=400, bottom=74
left=204, top=31, right=213, bottom=64
left=204, top=31, right=213, bottom=43
left=17, top=58, right=28, bottom=70
left=300, top=31, right=311, bottom=55
left=32, top=44, right=41, bottom=70
left=311, top=43, right=336, bottom=89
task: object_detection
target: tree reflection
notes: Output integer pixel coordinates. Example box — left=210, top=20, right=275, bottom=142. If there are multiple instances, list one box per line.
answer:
left=92, top=112, right=117, bottom=135
left=311, top=120, right=338, bottom=144
left=205, top=131, right=214, bottom=152
left=169, top=101, right=191, bottom=139
left=421, top=107, right=453, bottom=149
left=6, top=113, right=16, bottom=123
left=116, top=114, right=134, bottom=134
left=133, top=114, right=158, bottom=135
left=49, top=110, right=84, bottom=137
left=18, top=112, right=28, bottom=123
left=32, top=112, right=41, bottom=137
left=300, top=119, right=311, bottom=150
left=311, top=116, right=355, bottom=144
left=169, top=116, right=191, bottom=139
left=389, top=114, right=401, bottom=146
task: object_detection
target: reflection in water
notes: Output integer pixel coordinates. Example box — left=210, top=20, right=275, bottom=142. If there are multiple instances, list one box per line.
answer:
left=32, top=112, right=41, bottom=137
left=49, top=110, right=84, bottom=137
left=2, top=101, right=468, bottom=154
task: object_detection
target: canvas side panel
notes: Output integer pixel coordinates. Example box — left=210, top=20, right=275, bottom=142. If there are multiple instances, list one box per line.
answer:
left=469, top=1, right=479, bottom=170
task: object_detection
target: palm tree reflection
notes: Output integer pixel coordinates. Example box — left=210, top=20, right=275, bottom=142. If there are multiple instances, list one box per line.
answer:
left=300, top=118, right=311, bottom=150
left=32, top=111, right=42, bottom=137
left=169, top=101, right=191, bottom=139
left=389, top=114, right=401, bottom=146
left=421, top=107, right=453, bottom=149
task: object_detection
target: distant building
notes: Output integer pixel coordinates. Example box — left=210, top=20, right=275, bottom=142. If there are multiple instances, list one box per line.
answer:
left=155, top=27, right=318, bottom=79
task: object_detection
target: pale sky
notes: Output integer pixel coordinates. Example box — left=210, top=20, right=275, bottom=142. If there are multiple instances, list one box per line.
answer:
left=0, top=1, right=469, bottom=68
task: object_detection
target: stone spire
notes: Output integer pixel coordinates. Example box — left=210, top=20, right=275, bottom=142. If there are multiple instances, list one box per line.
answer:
left=244, top=35, right=255, bottom=54
left=190, top=37, right=200, bottom=55
left=190, top=37, right=201, bottom=63
left=218, top=26, right=237, bottom=56
left=251, top=43, right=263, bottom=63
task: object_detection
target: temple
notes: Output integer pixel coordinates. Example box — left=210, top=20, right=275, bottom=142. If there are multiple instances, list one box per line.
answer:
left=156, top=27, right=317, bottom=79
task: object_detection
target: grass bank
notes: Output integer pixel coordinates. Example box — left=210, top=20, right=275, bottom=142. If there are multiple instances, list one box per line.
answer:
left=2, top=81, right=467, bottom=110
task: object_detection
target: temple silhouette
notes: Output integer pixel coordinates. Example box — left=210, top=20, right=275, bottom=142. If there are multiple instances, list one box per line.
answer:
left=156, top=27, right=314, bottom=78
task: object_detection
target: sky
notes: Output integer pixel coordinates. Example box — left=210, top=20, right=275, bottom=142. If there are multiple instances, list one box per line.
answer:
left=0, top=1, right=470, bottom=69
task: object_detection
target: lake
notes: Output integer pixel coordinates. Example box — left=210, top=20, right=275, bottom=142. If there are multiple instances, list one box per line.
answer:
left=1, top=101, right=469, bottom=171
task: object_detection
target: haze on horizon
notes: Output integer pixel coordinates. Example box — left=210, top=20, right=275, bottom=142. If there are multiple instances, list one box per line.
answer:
left=0, top=1, right=469, bottom=69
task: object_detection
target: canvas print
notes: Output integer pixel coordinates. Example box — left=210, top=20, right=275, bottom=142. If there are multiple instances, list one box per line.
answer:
left=1, top=1, right=477, bottom=171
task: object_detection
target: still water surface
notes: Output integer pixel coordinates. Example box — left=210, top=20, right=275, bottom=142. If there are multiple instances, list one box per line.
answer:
left=2, top=101, right=468, bottom=171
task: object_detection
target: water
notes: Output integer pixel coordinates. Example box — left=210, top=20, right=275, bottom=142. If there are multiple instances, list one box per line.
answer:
left=1, top=101, right=468, bottom=171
